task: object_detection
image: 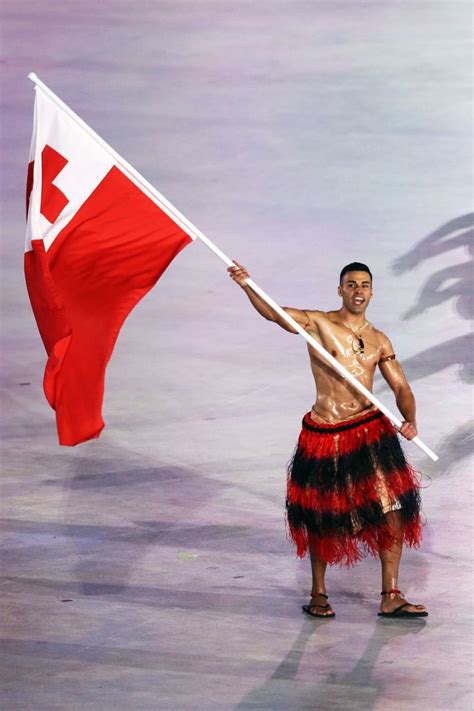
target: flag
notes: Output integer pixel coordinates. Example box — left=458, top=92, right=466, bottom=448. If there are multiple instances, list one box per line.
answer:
left=25, top=85, right=195, bottom=446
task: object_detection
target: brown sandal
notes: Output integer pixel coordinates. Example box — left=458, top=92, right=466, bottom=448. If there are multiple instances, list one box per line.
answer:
left=378, top=588, right=428, bottom=618
left=302, top=592, right=336, bottom=618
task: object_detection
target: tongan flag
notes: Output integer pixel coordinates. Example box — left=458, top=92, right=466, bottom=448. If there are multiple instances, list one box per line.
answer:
left=25, top=84, right=194, bottom=446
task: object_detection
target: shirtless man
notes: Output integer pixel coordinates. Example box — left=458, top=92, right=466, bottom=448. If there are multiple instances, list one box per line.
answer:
left=228, top=260, right=427, bottom=619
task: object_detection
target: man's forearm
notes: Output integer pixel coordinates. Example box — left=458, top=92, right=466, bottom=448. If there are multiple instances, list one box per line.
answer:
left=396, top=387, right=416, bottom=424
left=242, top=284, right=279, bottom=321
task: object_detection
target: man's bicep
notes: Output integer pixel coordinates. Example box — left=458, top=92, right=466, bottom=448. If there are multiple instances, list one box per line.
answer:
left=378, top=333, right=396, bottom=360
left=377, top=334, right=409, bottom=393
left=279, top=307, right=311, bottom=333
left=379, top=358, right=409, bottom=392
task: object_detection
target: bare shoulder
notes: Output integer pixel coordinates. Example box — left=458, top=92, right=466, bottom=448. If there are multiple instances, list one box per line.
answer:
left=373, top=328, right=395, bottom=355
left=303, top=309, right=333, bottom=331
left=304, top=309, right=327, bottom=319
left=307, top=310, right=350, bottom=332
left=305, top=309, right=334, bottom=325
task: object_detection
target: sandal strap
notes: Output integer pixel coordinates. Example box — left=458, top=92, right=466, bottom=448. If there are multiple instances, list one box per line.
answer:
left=381, top=588, right=402, bottom=596
left=311, top=592, right=328, bottom=598
left=391, top=602, right=409, bottom=615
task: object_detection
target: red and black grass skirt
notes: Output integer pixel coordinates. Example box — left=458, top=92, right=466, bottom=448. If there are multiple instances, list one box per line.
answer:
left=285, top=408, right=422, bottom=566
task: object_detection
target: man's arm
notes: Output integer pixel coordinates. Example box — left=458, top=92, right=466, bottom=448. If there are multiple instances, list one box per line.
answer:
left=377, top=333, right=417, bottom=440
left=227, top=261, right=312, bottom=333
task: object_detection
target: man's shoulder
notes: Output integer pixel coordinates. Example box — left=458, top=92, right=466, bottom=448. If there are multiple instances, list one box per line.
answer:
left=303, top=310, right=335, bottom=331
left=305, top=310, right=350, bottom=329
left=371, top=326, right=391, bottom=344
left=305, top=309, right=336, bottom=322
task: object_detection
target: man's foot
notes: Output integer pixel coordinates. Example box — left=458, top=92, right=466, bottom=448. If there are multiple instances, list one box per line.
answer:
left=302, top=592, right=336, bottom=618
left=379, top=588, right=428, bottom=617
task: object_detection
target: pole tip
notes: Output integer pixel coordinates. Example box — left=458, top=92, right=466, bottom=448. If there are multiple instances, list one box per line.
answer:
left=27, top=72, right=39, bottom=82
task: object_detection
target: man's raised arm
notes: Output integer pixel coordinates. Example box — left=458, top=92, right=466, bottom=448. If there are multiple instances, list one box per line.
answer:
left=227, top=261, right=311, bottom=333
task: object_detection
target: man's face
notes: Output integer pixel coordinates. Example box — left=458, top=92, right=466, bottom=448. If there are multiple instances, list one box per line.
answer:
left=337, top=271, right=373, bottom=314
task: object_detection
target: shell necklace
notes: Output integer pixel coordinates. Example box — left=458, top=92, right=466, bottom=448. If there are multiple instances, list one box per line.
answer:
left=343, top=320, right=369, bottom=355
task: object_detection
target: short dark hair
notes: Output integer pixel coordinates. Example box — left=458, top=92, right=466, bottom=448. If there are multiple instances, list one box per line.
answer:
left=339, top=262, right=373, bottom=284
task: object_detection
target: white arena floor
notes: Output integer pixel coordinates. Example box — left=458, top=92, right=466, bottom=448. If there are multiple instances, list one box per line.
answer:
left=1, top=2, right=472, bottom=709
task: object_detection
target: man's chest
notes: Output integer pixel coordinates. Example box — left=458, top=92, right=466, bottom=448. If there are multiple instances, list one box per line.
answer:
left=308, top=322, right=382, bottom=369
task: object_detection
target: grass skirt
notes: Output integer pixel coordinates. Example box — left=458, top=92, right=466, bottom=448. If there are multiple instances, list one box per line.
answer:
left=285, top=408, right=422, bottom=566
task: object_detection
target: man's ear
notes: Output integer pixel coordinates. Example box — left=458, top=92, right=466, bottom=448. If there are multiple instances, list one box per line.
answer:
left=337, top=285, right=342, bottom=296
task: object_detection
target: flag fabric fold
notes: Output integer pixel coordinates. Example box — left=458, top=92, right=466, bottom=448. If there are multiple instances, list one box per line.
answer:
left=25, top=87, right=194, bottom=446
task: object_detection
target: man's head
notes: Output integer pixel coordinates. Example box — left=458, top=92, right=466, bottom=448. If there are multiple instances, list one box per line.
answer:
left=338, top=262, right=373, bottom=315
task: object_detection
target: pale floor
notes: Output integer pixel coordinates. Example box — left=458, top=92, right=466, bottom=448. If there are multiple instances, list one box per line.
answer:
left=1, top=2, right=473, bottom=709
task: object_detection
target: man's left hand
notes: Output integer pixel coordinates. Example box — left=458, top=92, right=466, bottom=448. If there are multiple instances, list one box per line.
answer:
left=399, top=421, right=417, bottom=440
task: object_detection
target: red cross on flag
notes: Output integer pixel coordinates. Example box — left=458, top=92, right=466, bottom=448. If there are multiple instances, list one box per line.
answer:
left=25, top=80, right=195, bottom=445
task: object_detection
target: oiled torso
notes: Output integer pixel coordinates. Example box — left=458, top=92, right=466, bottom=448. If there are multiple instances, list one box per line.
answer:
left=307, top=311, right=384, bottom=422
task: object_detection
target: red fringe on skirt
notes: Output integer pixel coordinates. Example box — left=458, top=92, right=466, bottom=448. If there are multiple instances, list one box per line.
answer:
left=285, top=408, right=423, bottom=566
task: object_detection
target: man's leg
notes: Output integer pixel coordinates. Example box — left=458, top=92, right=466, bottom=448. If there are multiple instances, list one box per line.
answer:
left=307, top=550, right=334, bottom=616
left=379, top=510, right=427, bottom=614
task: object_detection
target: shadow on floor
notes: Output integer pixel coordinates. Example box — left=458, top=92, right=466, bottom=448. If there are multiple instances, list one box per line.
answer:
left=235, top=616, right=427, bottom=710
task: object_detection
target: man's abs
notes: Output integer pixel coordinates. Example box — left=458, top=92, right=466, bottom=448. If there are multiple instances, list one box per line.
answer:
left=309, top=356, right=376, bottom=423
left=310, top=401, right=377, bottom=425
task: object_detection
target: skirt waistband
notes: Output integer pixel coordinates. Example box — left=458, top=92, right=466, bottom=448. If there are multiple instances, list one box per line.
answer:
left=303, top=408, right=384, bottom=434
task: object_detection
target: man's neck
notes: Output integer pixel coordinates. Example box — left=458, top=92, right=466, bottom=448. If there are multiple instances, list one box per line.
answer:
left=338, top=307, right=368, bottom=329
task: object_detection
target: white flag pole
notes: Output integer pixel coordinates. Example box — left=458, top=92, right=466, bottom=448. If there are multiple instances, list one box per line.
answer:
left=26, top=73, right=438, bottom=462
